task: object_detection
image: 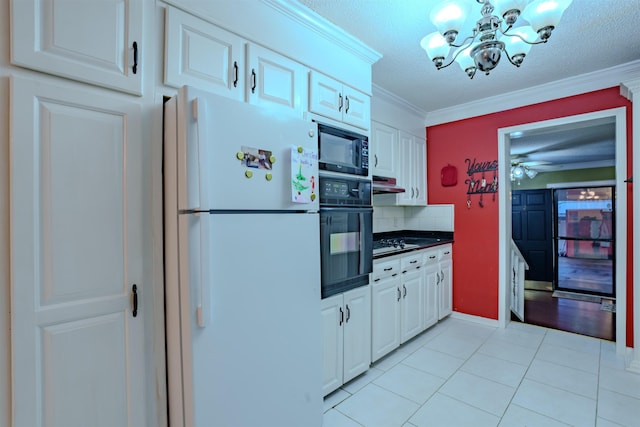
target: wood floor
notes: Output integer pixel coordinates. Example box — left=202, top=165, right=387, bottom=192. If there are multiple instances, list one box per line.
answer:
left=518, top=289, right=615, bottom=341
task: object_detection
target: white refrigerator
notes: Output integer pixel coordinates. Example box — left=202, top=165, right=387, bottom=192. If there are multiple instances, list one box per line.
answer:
left=164, top=86, right=322, bottom=427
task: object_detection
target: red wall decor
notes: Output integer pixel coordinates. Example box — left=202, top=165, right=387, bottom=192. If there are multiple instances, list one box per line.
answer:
left=426, top=87, right=634, bottom=346
left=441, top=164, right=458, bottom=187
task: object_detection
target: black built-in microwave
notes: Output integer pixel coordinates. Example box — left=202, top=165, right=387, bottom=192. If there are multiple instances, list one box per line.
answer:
left=317, top=123, right=369, bottom=177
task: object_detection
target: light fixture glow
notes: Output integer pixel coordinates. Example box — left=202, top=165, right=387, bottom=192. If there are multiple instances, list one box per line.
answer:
left=512, top=165, right=525, bottom=179
left=421, top=0, right=571, bottom=78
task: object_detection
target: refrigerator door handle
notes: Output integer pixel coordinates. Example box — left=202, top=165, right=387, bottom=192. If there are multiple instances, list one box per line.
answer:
left=196, top=213, right=211, bottom=327
left=189, top=97, right=210, bottom=211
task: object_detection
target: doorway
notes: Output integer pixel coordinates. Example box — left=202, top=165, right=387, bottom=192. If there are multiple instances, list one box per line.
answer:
left=498, top=107, right=628, bottom=354
left=512, top=186, right=617, bottom=341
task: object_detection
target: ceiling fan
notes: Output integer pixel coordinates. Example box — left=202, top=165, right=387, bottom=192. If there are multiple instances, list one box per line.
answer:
left=510, top=158, right=550, bottom=180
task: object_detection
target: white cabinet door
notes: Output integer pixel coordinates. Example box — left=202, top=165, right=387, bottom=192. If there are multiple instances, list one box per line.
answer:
left=309, top=72, right=370, bottom=130
left=11, top=0, right=143, bottom=95
left=423, top=262, right=439, bottom=329
left=438, top=246, right=453, bottom=320
left=371, top=276, right=401, bottom=362
left=397, top=132, right=427, bottom=206
left=10, top=76, right=146, bottom=426
left=321, top=294, right=343, bottom=396
left=342, top=85, right=370, bottom=130
left=342, top=286, right=371, bottom=383
left=371, top=121, right=397, bottom=178
left=400, top=269, right=424, bottom=343
left=246, top=44, right=308, bottom=118
left=412, top=137, right=428, bottom=205
left=164, top=6, right=245, bottom=100
left=309, top=71, right=342, bottom=122
left=397, top=131, right=414, bottom=205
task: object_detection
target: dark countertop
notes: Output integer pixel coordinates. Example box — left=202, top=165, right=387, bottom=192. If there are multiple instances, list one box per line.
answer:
left=373, top=230, right=454, bottom=259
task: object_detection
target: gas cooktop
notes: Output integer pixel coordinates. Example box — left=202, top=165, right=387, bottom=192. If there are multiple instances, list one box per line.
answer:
left=372, top=238, right=422, bottom=256
left=372, top=235, right=451, bottom=257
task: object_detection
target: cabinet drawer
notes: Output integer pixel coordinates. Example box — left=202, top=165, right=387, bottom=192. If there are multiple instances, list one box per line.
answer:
left=439, top=245, right=453, bottom=261
left=423, top=249, right=439, bottom=266
left=401, top=253, right=423, bottom=271
left=372, top=258, right=401, bottom=281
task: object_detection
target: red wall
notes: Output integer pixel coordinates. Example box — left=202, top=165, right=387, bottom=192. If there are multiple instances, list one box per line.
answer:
left=426, top=87, right=634, bottom=346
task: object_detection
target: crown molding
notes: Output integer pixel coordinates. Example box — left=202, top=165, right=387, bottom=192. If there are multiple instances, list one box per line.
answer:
left=372, top=84, right=428, bottom=118
left=621, top=76, right=640, bottom=101
left=425, top=60, right=640, bottom=127
left=265, top=0, right=382, bottom=65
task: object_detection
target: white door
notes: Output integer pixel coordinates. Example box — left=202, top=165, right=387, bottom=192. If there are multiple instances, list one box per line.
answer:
left=371, top=121, right=397, bottom=178
left=246, top=43, right=308, bottom=118
left=164, top=6, right=245, bottom=100
left=423, top=263, right=439, bottom=329
left=342, top=85, right=370, bottom=130
left=11, top=0, right=143, bottom=95
left=309, top=71, right=342, bottom=122
left=342, top=285, right=371, bottom=383
left=400, top=270, right=424, bottom=343
left=185, top=212, right=322, bottom=426
left=439, top=258, right=453, bottom=319
left=321, top=294, right=344, bottom=396
left=412, top=137, right=427, bottom=205
left=371, top=277, right=401, bottom=362
left=397, top=132, right=414, bottom=205
left=10, top=76, right=146, bottom=426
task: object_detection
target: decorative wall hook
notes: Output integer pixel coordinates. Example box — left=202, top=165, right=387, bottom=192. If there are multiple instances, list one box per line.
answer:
left=465, top=158, right=498, bottom=208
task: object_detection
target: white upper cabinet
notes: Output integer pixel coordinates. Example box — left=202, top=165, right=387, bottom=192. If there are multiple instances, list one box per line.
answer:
left=164, top=6, right=245, bottom=101
left=11, top=0, right=143, bottom=95
left=370, top=121, right=398, bottom=178
left=246, top=44, right=309, bottom=118
left=309, top=71, right=370, bottom=130
left=397, top=131, right=427, bottom=206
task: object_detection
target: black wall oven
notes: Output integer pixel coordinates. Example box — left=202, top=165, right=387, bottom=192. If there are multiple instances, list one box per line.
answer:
left=319, top=176, right=373, bottom=298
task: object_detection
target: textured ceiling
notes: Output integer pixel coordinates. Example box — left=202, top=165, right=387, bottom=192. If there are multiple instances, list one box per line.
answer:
left=297, top=0, right=640, bottom=114
left=297, top=0, right=639, bottom=171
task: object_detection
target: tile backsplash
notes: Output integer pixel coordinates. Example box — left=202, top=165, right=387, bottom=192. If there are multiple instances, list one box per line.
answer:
left=373, top=204, right=454, bottom=233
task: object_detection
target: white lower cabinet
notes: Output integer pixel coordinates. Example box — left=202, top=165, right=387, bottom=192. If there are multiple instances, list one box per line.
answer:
left=423, top=250, right=440, bottom=329
left=399, top=253, right=425, bottom=343
left=371, top=257, right=402, bottom=363
left=438, top=245, right=453, bottom=319
left=322, top=285, right=371, bottom=396
left=372, top=244, right=453, bottom=362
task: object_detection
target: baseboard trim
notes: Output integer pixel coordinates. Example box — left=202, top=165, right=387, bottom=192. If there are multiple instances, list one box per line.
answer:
left=450, top=311, right=500, bottom=328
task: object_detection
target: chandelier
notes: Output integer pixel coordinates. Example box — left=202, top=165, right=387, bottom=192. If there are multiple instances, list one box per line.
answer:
left=420, top=0, right=572, bottom=78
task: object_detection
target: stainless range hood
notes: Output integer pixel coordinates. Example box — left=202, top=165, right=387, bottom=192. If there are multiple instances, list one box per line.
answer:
left=372, top=176, right=406, bottom=194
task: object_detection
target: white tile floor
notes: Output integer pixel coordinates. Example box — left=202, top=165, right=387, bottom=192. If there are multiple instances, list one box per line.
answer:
left=323, top=317, right=640, bottom=427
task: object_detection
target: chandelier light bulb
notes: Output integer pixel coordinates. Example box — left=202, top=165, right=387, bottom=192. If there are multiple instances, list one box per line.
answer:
left=430, top=0, right=471, bottom=43
left=522, top=0, right=572, bottom=40
left=500, top=25, right=537, bottom=65
left=420, top=32, right=450, bottom=67
left=492, top=0, right=531, bottom=25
